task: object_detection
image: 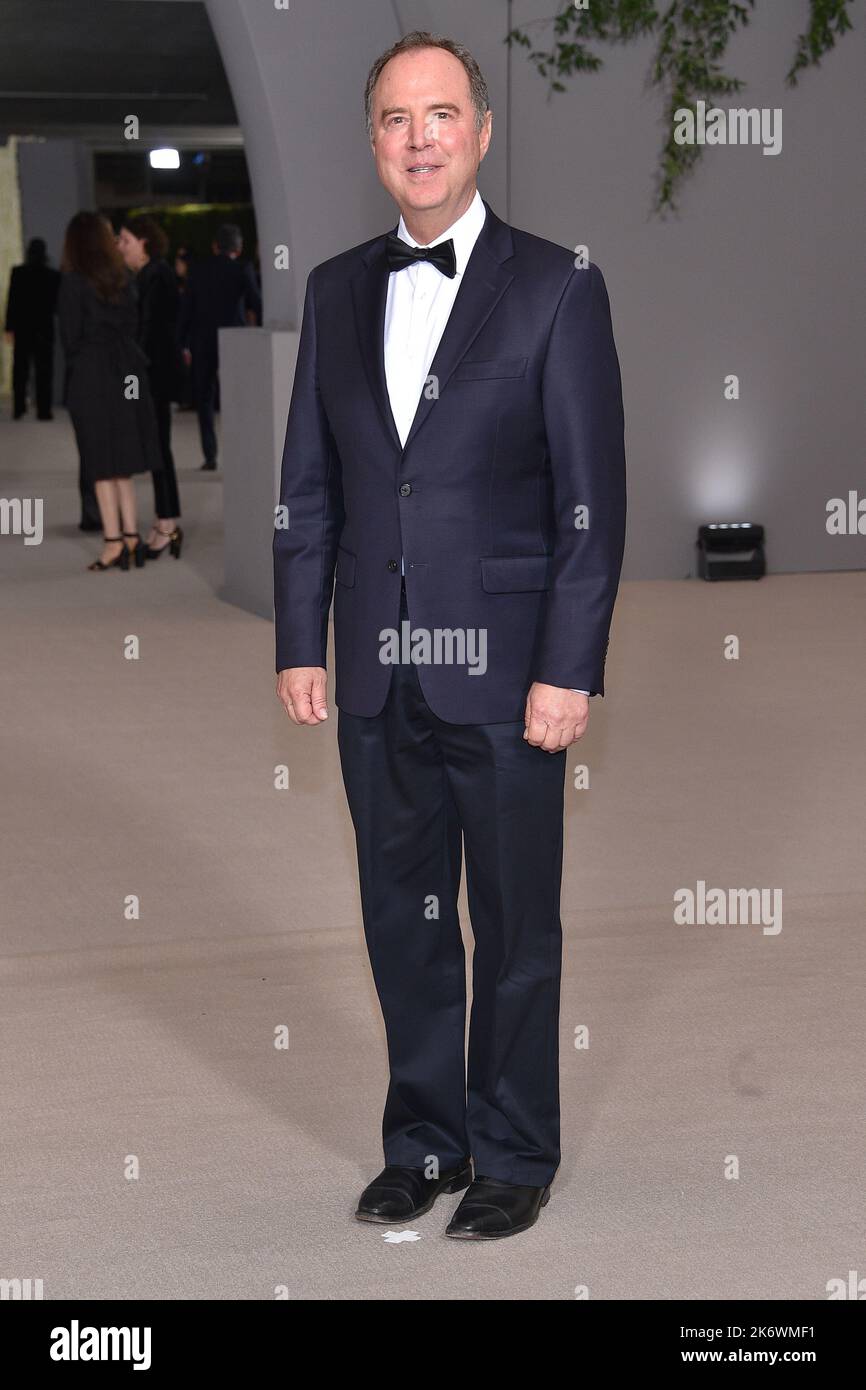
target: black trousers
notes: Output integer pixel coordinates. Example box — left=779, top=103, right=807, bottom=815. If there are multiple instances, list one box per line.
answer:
left=150, top=388, right=181, bottom=519
left=337, top=584, right=567, bottom=1186
left=13, top=332, right=54, bottom=417
left=191, top=351, right=218, bottom=465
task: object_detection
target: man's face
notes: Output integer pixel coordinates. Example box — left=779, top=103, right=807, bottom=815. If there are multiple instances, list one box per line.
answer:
left=370, top=47, right=491, bottom=225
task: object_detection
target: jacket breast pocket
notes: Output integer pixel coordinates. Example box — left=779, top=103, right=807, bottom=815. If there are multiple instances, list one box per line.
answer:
left=452, top=357, right=528, bottom=381
left=480, top=554, right=552, bottom=593
left=334, top=545, right=356, bottom=588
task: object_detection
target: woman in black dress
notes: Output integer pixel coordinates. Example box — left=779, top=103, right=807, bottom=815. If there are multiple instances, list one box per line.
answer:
left=117, top=216, right=184, bottom=559
left=58, top=212, right=163, bottom=571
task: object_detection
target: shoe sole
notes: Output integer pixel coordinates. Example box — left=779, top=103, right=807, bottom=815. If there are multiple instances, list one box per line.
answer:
left=444, top=1187, right=551, bottom=1239
left=355, top=1168, right=472, bottom=1224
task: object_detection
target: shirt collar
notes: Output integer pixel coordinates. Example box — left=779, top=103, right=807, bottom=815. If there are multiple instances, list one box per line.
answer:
left=396, top=188, right=486, bottom=276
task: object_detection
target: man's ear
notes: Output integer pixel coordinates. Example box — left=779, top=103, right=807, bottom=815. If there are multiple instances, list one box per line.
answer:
left=478, top=110, right=493, bottom=163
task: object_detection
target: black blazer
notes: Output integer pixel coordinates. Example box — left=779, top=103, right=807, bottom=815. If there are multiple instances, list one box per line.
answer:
left=178, top=253, right=262, bottom=356
left=273, top=200, right=626, bottom=724
left=5, top=263, right=61, bottom=337
left=135, top=256, right=179, bottom=396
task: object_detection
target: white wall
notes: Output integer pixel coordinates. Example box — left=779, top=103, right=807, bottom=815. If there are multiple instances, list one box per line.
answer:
left=17, top=138, right=94, bottom=266
left=510, top=0, right=865, bottom=577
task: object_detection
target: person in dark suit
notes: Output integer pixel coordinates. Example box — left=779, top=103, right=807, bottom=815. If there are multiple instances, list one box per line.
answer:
left=4, top=237, right=61, bottom=420
left=177, top=223, right=262, bottom=470
left=118, top=216, right=184, bottom=560
left=172, top=247, right=194, bottom=410
left=274, top=31, right=626, bottom=1240
left=58, top=212, right=163, bottom=571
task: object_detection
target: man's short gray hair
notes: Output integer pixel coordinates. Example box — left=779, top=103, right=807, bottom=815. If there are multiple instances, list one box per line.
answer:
left=364, top=30, right=490, bottom=141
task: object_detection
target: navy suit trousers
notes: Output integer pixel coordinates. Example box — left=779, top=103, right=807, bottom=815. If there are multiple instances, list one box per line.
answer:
left=337, top=584, right=567, bottom=1186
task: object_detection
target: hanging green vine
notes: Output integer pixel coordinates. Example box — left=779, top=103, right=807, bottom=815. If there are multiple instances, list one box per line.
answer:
left=506, top=0, right=856, bottom=213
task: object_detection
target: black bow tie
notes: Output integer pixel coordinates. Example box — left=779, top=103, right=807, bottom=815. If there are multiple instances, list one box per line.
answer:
left=386, top=233, right=457, bottom=279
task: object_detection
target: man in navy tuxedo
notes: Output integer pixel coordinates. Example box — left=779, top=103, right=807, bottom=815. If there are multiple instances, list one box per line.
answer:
left=274, top=30, right=626, bottom=1239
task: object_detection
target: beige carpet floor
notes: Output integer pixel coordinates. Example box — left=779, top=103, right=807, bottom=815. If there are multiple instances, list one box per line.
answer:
left=0, top=407, right=864, bottom=1300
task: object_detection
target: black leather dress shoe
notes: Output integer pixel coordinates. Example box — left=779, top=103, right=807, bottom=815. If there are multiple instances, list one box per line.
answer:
left=355, top=1160, right=472, bottom=1223
left=445, top=1176, right=551, bottom=1239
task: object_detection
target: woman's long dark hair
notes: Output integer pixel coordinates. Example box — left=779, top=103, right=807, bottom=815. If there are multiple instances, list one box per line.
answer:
left=61, top=212, right=128, bottom=302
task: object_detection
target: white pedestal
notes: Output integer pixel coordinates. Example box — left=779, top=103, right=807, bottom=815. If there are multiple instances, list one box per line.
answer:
left=218, top=326, right=299, bottom=621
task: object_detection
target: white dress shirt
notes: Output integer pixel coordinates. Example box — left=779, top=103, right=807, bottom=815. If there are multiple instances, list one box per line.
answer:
left=384, top=188, right=487, bottom=447
left=383, top=190, right=589, bottom=697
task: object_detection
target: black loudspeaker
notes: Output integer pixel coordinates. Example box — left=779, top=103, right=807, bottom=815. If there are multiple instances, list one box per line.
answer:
left=696, top=523, right=765, bottom=581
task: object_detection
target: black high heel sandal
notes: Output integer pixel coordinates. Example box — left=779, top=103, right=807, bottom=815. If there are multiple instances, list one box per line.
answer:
left=123, top=531, right=147, bottom=569
left=145, top=524, right=184, bottom=561
left=87, top=535, right=129, bottom=572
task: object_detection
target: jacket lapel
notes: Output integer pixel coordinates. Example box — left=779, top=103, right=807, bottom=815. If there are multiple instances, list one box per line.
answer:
left=350, top=200, right=516, bottom=457
left=351, top=236, right=402, bottom=453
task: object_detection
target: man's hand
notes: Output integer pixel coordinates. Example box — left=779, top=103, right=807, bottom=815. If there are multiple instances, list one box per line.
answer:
left=524, top=682, right=589, bottom=752
left=277, top=667, right=328, bottom=725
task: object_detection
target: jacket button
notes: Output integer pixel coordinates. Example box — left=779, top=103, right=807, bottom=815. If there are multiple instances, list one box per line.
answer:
left=387, top=559, right=398, bottom=572
left=399, top=483, right=412, bottom=497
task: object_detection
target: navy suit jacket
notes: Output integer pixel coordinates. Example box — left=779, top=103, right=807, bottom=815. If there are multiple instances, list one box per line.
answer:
left=273, top=199, right=626, bottom=724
